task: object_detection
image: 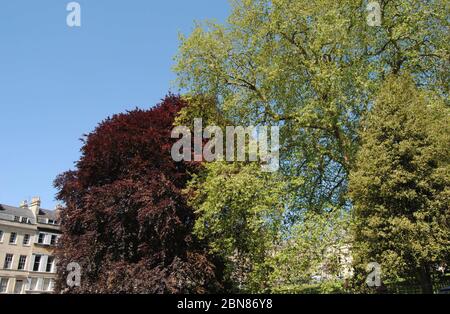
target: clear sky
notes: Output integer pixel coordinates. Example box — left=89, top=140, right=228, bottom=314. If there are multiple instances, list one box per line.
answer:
left=0, top=0, right=230, bottom=209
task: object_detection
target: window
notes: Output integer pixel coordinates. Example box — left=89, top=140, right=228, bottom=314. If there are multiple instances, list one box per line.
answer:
left=0, top=230, right=3, bottom=242
left=33, top=255, right=41, bottom=272
left=23, top=234, right=30, bottom=246
left=20, top=217, right=30, bottom=224
left=0, top=278, right=9, bottom=293
left=46, top=256, right=54, bottom=273
left=3, top=254, right=13, bottom=269
left=42, top=278, right=51, bottom=291
left=9, top=232, right=17, bottom=244
left=14, top=216, right=20, bottom=222
left=14, top=280, right=24, bottom=294
left=49, top=279, right=55, bottom=292
left=37, top=233, right=45, bottom=244
left=50, top=235, right=57, bottom=246
left=18, top=255, right=27, bottom=270
left=29, top=278, right=38, bottom=291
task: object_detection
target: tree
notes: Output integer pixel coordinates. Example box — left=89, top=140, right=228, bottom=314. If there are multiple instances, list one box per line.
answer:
left=54, top=95, right=225, bottom=293
left=267, top=209, right=351, bottom=293
left=174, top=0, right=448, bottom=291
left=349, top=74, right=450, bottom=294
left=186, top=162, right=286, bottom=292
left=175, top=0, right=448, bottom=215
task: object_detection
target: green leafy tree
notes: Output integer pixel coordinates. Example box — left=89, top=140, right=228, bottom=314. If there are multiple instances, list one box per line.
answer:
left=175, top=0, right=448, bottom=215
left=349, top=74, right=450, bottom=294
left=175, top=0, right=449, bottom=292
left=267, top=209, right=351, bottom=293
left=186, top=162, right=286, bottom=292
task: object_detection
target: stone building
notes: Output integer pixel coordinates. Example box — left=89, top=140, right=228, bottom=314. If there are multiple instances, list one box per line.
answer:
left=0, top=197, right=61, bottom=294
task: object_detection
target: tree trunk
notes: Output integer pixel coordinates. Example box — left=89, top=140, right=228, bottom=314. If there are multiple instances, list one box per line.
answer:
left=417, top=265, right=433, bottom=294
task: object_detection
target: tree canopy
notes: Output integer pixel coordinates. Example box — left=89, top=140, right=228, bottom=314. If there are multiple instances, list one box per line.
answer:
left=175, top=0, right=449, bottom=215
left=349, top=73, right=450, bottom=293
left=54, top=95, right=225, bottom=293
left=174, top=0, right=449, bottom=292
left=54, top=0, right=450, bottom=294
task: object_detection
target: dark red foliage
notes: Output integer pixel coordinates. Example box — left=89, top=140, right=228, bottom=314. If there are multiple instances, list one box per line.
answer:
left=54, top=95, right=224, bottom=293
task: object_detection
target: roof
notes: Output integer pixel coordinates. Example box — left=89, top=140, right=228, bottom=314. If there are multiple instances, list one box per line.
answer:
left=0, top=203, right=35, bottom=219
left=0, top=203, right=59, bottom=225
left=38, top=208, right=58, bottom=220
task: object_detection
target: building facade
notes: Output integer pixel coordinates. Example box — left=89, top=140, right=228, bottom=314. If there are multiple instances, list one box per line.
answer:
left=0, top=197, right=61, bottom=294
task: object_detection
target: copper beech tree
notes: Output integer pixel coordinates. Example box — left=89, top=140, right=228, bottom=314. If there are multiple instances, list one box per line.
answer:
left=54, top=95, right=225, bottom=293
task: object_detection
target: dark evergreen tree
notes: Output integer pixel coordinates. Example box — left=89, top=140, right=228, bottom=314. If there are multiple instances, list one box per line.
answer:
left=349, top=74, right=450, bottom=293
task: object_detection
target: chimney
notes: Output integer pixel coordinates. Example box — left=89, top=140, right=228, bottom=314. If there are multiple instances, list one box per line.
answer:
left=19, top=200, right=28, bottom=208
left=30, top=196, right=41, bottom=218
left=55, top=204, right=63, bottom=220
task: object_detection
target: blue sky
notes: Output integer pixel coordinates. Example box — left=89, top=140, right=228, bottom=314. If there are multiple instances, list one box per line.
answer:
left=0, top=0, right=230, bottom=209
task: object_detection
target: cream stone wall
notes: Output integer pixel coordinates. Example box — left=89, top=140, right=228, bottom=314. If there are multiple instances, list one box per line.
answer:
left=1, top=199, right=61, bottom=294
left=0, top=221, right=35, bottom=294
